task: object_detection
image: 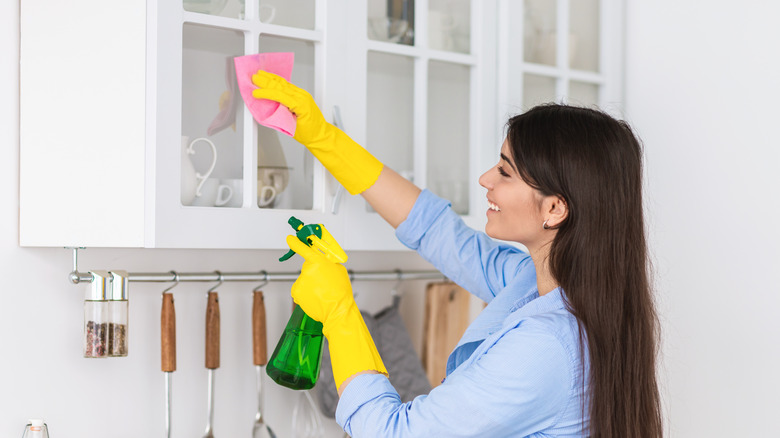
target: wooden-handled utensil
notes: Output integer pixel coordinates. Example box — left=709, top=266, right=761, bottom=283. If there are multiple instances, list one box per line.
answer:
left=161, top=292, right=176, bottom=438
left=253, top=291, right=268, bottom=367
left=203, top=291, right=220, bottom=438
left=206, top=291, right=220, bottom=369
left=252, top=291, right=276, bottom=438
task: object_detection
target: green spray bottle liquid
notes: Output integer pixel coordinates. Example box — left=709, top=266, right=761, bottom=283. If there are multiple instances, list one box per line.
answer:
left=266, top=216, right=348, bottom=390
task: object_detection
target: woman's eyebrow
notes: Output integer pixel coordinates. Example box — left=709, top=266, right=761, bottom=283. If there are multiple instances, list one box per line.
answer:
left=500, top=153, right=517, bottom=172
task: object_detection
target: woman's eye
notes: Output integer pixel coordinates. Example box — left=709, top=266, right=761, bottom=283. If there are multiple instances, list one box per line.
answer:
left=497, top=166, right=510, bottom=177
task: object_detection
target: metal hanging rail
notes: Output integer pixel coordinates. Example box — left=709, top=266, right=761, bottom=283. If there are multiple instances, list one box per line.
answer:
left=66, top=248, right=445, bottom=285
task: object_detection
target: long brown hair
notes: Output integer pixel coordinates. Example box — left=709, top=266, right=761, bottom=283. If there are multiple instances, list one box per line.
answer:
left=507, top=104, right=662, bottom=437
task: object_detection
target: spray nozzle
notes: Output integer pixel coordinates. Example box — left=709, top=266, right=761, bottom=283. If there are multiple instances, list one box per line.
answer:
left=279, top=216, right=347, bottom=264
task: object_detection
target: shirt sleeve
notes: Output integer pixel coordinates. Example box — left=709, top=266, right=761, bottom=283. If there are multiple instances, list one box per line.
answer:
left=336, top=321, right=573, bottom=438
left=395, top=190, right=533, bottom=303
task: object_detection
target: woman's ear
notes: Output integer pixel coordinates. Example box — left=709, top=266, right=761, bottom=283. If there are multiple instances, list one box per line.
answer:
left=544, top=196, right=568, bottom=229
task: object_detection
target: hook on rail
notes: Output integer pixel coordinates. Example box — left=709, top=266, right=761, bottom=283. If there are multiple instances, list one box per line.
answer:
left=252, top=270, right=269, bottom=292
left=208, top=271, right=223, bottom=293
left=390, top=269, right=404, bottom=297
left=161, top=271, right=180, bottom=295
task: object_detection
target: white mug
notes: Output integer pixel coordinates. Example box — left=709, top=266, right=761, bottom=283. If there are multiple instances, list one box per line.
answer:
left=191, top=178, right=233, bottom=207
left=257, top=167, right=288, bottom=208
left=257, top=184, right=277, bottom=208
left=218, top=178, right=243, bottom=208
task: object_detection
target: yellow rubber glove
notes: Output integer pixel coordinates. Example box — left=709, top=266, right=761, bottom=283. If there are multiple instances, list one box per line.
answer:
left=251, top=71, right=383, bottom=195
left=286, top=235, right=388, bottom=390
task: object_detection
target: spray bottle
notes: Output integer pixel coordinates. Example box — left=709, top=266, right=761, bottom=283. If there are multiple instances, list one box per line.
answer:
left=266, top=216, right=347, bottom=390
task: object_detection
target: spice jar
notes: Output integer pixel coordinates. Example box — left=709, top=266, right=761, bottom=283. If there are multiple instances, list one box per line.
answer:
left=108, top=270, right=129, bottom=357
left=84, top=270, right=109, bottom=358
left=21, top=419, right=49, bottom=438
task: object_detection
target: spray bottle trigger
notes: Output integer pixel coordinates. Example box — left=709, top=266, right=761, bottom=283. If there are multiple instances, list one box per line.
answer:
left=279, top=249, right=296, bottom=262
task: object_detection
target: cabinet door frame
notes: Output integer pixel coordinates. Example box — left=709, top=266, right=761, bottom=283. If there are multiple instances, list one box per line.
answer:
left=331, top=0, right=498, bottom=250
left=150, top=0, right=340, bottom=249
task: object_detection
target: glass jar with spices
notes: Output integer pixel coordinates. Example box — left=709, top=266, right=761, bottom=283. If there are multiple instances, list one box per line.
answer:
left=108, top=270, right=129, bottom=357
left=84, top=270, right=109, bottom=358
left=21, top=418, right=50, bottom=438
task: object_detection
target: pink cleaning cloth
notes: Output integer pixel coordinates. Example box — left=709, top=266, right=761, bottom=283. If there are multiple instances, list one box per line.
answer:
left=234, top=52, right=296, bottom=137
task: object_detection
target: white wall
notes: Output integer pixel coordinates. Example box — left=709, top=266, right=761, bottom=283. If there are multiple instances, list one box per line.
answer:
left=625, top=1, right=780, bottom=436
left=0, top=2, right=437, bottom=437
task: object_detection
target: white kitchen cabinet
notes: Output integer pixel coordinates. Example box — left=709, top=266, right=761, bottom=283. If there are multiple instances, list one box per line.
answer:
left=21, top=0, right=331, bottom=249
left=19, top=0, right=622, bottom=250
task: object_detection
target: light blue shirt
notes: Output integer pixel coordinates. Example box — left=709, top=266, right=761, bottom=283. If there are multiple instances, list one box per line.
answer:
left=336, top=190, right=589, bottom=437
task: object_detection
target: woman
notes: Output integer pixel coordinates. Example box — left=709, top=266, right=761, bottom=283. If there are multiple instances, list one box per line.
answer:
left=252, top=71, right=663, bottom=437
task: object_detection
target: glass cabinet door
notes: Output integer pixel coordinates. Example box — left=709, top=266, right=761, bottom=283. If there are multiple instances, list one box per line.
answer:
left=428, top=61, right=470, bottom=214
left=568, top=80, right=599, bottom=107
left=368, top=0, right=415, bottom=45
left=516, top=0, right=618, bottom=110
left=181, top=24, right=245, bottom=208
left=522, top=73, right=556, bottom=109
left=259, top=0, right=315, bottom=29
left=364, top=0, right=477, bottom=217
left=569, top=0, right=600, bottom=72
left=428, top=0, right=471, bottom=54
left=180, top=0, right=319, bottom=212
left=257, top=35, right=316, bottom=210
left=366, top=52, right=415, bottom=181
left=523, top=0, right=557, bottom=66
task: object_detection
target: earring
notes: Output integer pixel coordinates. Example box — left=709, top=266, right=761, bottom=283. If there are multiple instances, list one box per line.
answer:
left=543, top=219, right=550, bottom=230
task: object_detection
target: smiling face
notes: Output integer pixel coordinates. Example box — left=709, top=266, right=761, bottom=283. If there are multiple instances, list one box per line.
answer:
left=478, top=139, right=559, bottom=251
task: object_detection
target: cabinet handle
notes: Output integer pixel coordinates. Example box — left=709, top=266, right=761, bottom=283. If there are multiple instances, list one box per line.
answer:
left=331, top=185, right=345, bottom=214
left=331, top=106, right=346, bottom=214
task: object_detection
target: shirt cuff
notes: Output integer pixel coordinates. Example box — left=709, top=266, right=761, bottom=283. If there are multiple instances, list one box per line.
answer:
left=395, top=189, right=451, bottom=250
left=335, top=373, right=398, bottom=433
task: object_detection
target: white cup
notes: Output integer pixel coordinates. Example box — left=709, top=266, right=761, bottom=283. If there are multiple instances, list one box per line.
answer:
left=191, top=178, right=233, bottom=207
left=257, top=184, right=277, bottom=208
left=257, top=167, right=288, bottom=208
left=218, top=178, right=243, bottom=208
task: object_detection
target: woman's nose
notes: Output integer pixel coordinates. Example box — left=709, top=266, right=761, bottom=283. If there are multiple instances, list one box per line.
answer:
left=478, top=168, right=492, bottom=189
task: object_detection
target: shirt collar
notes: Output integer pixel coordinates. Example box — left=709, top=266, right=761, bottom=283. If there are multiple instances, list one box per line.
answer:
left=510, top=286, right=567, bottom=315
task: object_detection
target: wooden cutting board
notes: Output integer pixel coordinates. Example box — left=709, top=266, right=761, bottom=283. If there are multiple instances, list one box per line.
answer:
left=421, top=282, right=471, bottom=387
